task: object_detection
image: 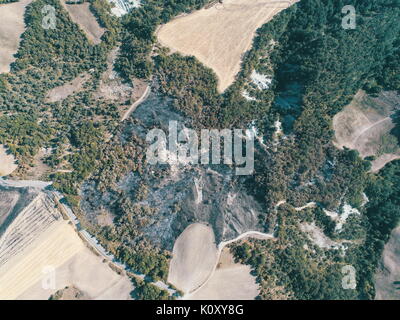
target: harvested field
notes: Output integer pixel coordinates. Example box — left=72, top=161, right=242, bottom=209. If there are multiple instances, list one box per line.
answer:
left=0, top=0, right=32, bottom=73
left=0, top=186, right=38, bottom=236
left=45, top=73, right=91, bottom=103
left=0, top=145, right=17, bottom=176
left=167, top=223, right=218, bottom=294
left=168, top=223, right=266, bottom=299
left=121, top=84, right=150, bottom=121
left=157, top=0, right=298, bottom=92
left=187, top=248, right=259, bottom=300
left=0, top=190, right=133, bottom=300
left=371, top=153, right=400, bottom=172
left=375, top=226, right=400, bottom=300
left=17, top=244, right=134, bottom=300
left=61, top=2, right=105, bottom=44
left=333, top=90, right=400, bottom=172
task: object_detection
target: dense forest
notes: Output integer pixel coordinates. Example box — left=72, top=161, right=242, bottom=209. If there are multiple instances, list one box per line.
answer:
left=228, top=0, right=400, bottom=299
left=232, top=159, right=400, bottom=299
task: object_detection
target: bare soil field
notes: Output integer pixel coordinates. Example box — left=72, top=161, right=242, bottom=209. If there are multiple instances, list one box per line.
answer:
left=167, top=223, right=218, bottom=294
left=169, top=223, right=265, bottom=299
left=375, top=226, right=400, bottom=300
left=95, top=49, right=132, bottom=102
left=157, top=0, right=298, bottom=92
left=0, top=191, right=133, bottom=300
left=333, top=90, right=400, bottom=172
left=45, top=73, right=91, bottom=103
left=0, top=0, right=32, bottom=73
left=187, top=248, right=259, bottom=300
left=61, top=2, right=105, bottom=45
left=0, top=145, right=17, bottom=176
left=17, top=243, right=134, bottom=300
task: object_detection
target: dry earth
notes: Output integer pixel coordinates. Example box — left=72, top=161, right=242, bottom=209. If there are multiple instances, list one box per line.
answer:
left=167, top=223, right=218, bottom=294
left=168, top=223, right=263, bottom=299
left=61, top=2, right=105, bottom=45
left=186, top=248, right=259, bottom=300
left=333, top=90, right=400, bottom=172
left=0, top=145, right=17, bottom=176
left=0, top=191, right=133, bottom=300
left=45, top=73, right=91, bottom=103
left=0, top=0, right=32, bottom=73
left=157, top=0, right=298, bottom=92
left=375, top=226, right=400, bottom=300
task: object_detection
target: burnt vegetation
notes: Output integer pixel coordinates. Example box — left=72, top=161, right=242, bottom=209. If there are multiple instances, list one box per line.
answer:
left=1, top=0, right=400, bottom=299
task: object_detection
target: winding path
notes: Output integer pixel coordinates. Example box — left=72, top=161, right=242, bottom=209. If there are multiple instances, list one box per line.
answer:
left=185, top=230, right=274, bottom=298
left=184, top=200, right=317, bottom=298
left=121, top=85, right=151, bottom=121
left=352, top=117, right=392, bottom=148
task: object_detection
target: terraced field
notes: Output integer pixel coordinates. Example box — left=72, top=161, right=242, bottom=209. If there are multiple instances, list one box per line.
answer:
left=0, top=189, right=133, bottom=300
left=0, top=193, right=61, bottom=268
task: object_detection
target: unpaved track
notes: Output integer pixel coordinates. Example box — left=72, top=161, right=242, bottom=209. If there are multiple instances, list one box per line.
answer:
left=187, top=249, right=259, bottom=300
left=333, top=90, right=400, bottom=171
left=0, top=177, right=52, bottom=189
left=186, top=230, right=274, bottom=298
left=167, top=223, right=219, bottom=294
left=121, top=85, right=150, bottom=121
left=352, top=117, right=392, bottom=149
left=218, top=231, right=274, bottom=251
left=168, top=222, right=274, bottom=299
